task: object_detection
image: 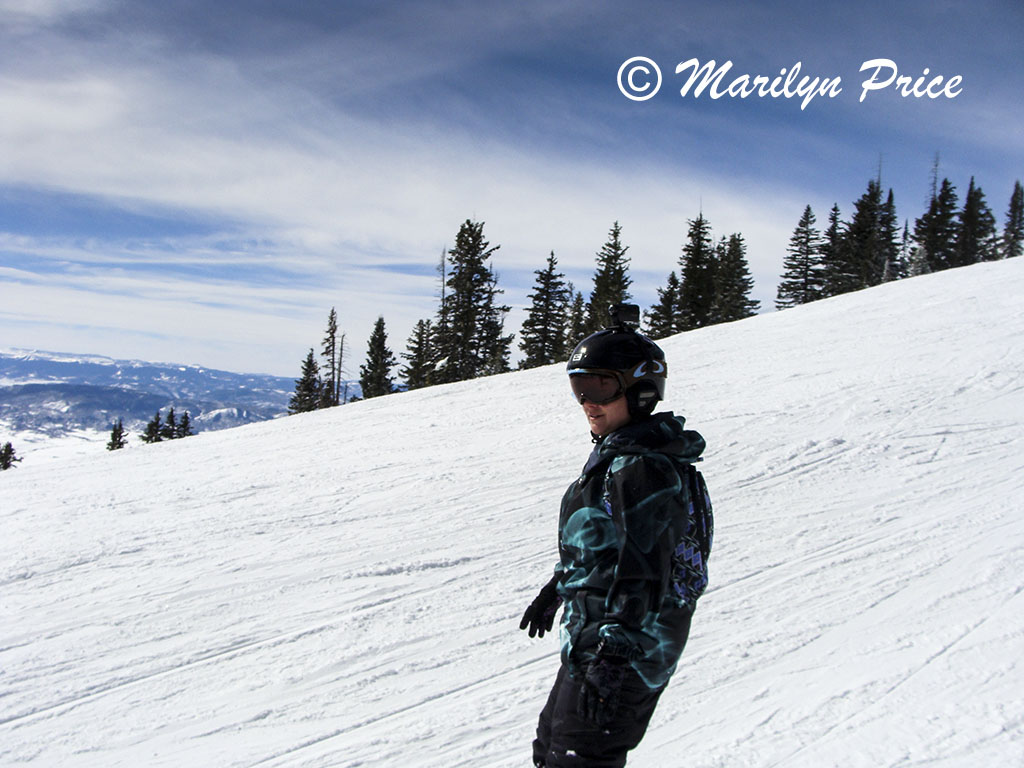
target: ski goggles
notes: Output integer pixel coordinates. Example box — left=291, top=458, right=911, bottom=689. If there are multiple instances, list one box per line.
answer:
left=568, top=370, right=626, bottom=405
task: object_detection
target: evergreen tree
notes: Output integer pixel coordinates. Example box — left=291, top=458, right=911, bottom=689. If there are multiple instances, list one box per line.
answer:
left=176, top=411, right=194, bottom=438
left=401, top=319, right=435, bottom=390
left=1, top=441, right=22, bottom=469
left=953, top=177, right=997, bottom=265
left=879, top=189, right=902, bottom=281
left=141, top=411, right=163, bottom=443
left=819, top=204, right=851, bottom=296
left=932, top=178, right=961, bottom=270
left=289, top=348, right=322, bottom=414
left=712, top=233, right=760, bottom=322
left=106, top=419, right=127, bottom=451
left=477, top=267, right=515, bottom=375
left=912, top=155, right=943, bottom=275
left=320, top=307, right=340, bottom=407
left=519, top=251, right=572, bottom=368
left=776, top=205, right=824, bottom=309
left=359, top=316, right=397, bottom=398
left=432, top=247, right=452, bottom=381
left=564, top=285, right=587, bottom=350
left=159, top=407, right=178, bottom=441
left=435, top=220, right=511, bottom=382
left=907, top=244, right=931, bottom=277
left=884, top=220, right=911, bottom=282
left=843, top=178, right=886, bottom=289
left=1001, top=180, right=1023, bottom=259
left=903, top=219, right=912, bottom=271
left=337, top=332, right=348, bottom=403
left=585, top=222, right=632, bottom=334
left=678, top=213, right=717, bottom=330
left=914, top=178, right=959, bottom=272
left=646, top=271, right=681, bottom=339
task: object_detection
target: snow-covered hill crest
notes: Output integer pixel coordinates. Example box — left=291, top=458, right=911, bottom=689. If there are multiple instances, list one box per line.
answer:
left=3, top=260, right=1023, bottom=767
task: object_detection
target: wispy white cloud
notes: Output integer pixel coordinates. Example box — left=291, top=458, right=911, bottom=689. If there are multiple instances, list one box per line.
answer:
left=1, top=232, right=441, bottom=374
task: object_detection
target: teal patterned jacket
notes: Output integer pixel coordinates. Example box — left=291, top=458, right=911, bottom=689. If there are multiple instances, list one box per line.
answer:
left=555, top=412, right=708, bottom=689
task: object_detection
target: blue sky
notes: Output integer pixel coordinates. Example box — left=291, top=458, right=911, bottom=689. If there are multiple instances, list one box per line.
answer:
left=1, top=0, right=1022, bottom=377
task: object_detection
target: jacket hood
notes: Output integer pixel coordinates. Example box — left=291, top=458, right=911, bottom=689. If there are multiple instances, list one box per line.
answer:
left=588, top=411, right=705, bottom=469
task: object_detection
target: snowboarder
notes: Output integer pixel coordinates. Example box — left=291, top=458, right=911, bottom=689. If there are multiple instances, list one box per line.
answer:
left=521, top=304, right=712, bottom=767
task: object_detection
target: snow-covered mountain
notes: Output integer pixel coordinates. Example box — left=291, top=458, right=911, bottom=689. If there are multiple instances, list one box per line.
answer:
left=1, top=350, right=364, bottom=462
left=3, top=259, right=1022, bottom=767
left=0, top=348, right=295, bottom=433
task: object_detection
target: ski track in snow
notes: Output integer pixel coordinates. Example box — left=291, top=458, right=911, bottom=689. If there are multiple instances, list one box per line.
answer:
left=2, top=259, right=1024, bottom=767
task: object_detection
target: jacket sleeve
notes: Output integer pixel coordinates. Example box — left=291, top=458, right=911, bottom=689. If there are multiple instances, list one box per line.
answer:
left=597, top=452, right=686, bottom=658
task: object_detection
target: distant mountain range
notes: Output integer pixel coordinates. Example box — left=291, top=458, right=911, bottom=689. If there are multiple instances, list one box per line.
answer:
left=0, top=348, right=315, bottom=438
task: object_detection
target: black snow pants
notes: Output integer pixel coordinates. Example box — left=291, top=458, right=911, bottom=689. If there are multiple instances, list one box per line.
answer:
left=532, top=663, right=666, bottom=768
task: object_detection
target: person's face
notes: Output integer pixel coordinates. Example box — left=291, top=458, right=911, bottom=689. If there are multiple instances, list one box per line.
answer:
left=582, top=393, right=631, bottom=437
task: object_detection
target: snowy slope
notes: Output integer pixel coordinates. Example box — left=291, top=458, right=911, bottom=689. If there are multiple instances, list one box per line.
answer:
left=3, top=259, right=1023, bottom=768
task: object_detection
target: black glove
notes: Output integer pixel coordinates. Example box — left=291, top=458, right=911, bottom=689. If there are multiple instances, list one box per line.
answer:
left=577, top=655, right=627, bottom=726
left=519, top=573, right=562, bottom=638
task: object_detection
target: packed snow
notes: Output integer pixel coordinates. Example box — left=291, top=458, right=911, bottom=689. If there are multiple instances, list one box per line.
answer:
left=2, top=259, right=1023, bottom=767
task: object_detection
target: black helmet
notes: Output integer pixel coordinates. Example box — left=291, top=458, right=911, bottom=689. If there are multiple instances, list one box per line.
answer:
left=567, top=304, right=666, bottom=417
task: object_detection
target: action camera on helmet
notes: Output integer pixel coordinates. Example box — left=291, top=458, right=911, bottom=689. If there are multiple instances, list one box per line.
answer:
left=607, top=303, right=640, bottom=329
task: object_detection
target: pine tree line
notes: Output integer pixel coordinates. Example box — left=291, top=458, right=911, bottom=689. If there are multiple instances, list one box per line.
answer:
left=289, top=305, right=405, bottom=409
left=102, top=409, right=196, bottom=452
left=137, top=408, right=194, bottom=444
left=515, top=215, right=759, bottom=366
left=289, top=215, right=762, bottom=404
left=645, top=215, right=760, bottom=339
left=287, top=172, right=1020, bottom=404
left=777, top=171, right=1023, bottom=310
left=514, top=228, right=620, bottom=370
left=2, top=415, right=195, bottom=463
left=288, top=306, right=354, bottom=413
left=290, top=218, right=519, bottom=411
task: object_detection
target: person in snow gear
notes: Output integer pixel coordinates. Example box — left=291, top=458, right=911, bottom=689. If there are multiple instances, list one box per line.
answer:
left=521, top=304, right=713, bottom=768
